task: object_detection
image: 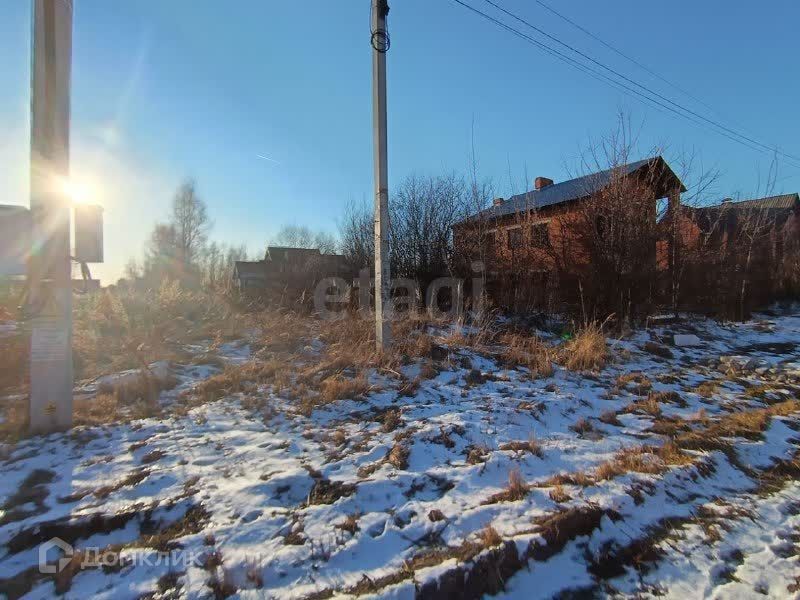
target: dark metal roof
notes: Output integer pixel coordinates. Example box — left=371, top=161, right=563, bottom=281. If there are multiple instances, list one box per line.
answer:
left=233, top=261, right=266, bottom=279
left=459, top=156, right=683, bottom=224
left=719, top=193, right=799, bottom=211
left=265, top=246, right=322, bottom=262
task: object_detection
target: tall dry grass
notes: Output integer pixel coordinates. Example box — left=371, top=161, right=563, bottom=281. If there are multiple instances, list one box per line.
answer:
left=73, top=280, right=247, bottom=380
left=501, top=331, right=554, bottom=378
left=560, top=322, right=608, bottom=371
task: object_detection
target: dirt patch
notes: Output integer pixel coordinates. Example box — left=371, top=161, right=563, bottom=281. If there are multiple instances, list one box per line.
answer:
left=417, top=541, right=525, bottom=600
left=59, top=470, right=150, bottom=503
left=529, top=505, right=621, bottom=561
left=305, top=479, right=357, bottom=506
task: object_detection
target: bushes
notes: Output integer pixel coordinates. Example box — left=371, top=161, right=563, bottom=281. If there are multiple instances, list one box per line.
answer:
left=73, top=280, right=246, bottom=379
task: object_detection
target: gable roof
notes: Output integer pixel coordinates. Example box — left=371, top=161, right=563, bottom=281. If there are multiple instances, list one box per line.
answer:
left=677, top=193, right=800, bottom=233
left=458, top=156, right=685, bottom=224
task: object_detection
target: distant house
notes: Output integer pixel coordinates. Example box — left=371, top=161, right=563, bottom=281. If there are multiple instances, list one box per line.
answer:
left=658, top=193, right=799, bottom=267
left=453, top=156, right=685, bottom=308
left=657, top=193, right=800, bottom=312
left=233, top=246, right=353, bottom=295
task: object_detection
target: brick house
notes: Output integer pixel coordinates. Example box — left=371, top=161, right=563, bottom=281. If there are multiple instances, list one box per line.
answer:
left=658, top=193, right=800, bottom=263
left=453, top=156, right=685, bottom=311
left=657, top=193, right=800, bottom=312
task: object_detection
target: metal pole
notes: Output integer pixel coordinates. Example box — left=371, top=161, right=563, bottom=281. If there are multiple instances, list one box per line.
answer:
left=371, top=0, right=391, bottom=351
left=28, top=0, right=74, bottom=433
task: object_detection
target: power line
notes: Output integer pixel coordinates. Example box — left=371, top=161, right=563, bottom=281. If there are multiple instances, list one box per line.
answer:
left=478, top=0, right=800, bottom=165
left=449, top=0, right=800, bottom=168
left=532, top=0, right=776, bottom=156
left=532, top=0, right=720, bottom=117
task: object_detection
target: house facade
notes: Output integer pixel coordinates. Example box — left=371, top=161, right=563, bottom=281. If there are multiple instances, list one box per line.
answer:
left=657, top=193, right=800, bottom=313
left=453, top=156, right=685, bottom=311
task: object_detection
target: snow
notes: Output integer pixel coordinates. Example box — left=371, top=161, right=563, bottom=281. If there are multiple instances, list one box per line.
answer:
left=673, top=333, right=701, bottom=346
left=1, top=309, right=799, bottom=598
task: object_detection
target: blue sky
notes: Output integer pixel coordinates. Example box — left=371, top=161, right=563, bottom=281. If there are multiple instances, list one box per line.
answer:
left=1, top=1, right=799, bottom=282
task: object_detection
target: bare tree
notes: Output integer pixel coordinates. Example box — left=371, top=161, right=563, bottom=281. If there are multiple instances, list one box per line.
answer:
left=390, top=173, right=470, bottom=285
left=171, top=179, right=210, bottom=267
left=271, top=224, right=338, bottom=254
left=339, top=200, right=374, bottom=270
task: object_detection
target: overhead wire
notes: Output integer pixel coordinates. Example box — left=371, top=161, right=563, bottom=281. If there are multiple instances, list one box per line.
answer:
left=448, top=0, right=800, bottom=170
left=479, top=0, right=800, bottom=165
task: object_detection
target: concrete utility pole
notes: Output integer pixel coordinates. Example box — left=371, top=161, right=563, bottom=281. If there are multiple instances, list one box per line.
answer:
left=28, top=0, right=74, bottom=433
left=371, top=0, right=391, bottom=351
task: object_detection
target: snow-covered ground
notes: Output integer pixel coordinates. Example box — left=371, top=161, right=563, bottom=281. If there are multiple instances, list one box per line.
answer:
left=1, top=311, right=799, bottom=599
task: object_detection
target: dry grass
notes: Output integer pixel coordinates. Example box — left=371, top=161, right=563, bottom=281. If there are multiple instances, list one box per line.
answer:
left=192, top=360, right=284, bottom=402
left=335, top=513, right=361, bottom=535
left=599, top=410, right=622, bottom=426
left=73, top=281, right=250, bottom=381
left=549, top=485, right=572, bottom=503
left=623, top=395, right=662, bottom=417
left=698, top=400, right=800, bottom=441
left=615, top=372, right=653, bottom=395
left=560, top=322, right=607, bottom=372
left=466, top=444, right=490, bottom=465
left=595, top=442, right=695, bottom=481
left=648, top=390, right=686, bottom=407
left=0, top=395, right=28, bottom=442
left=499, top=434, right=543, bottom=458
left=570, top=417, right=596, bottom=435
left=387, top=443, right=410, bottom=470
left=695, top=380, right=721, bottom=398
left=484, top=469, right=529, bottom=504
left=476, top=524, right=503, bottom=548
left=0, top=332, right=27, bottom=394
left=380, top=408, right=402, bottom=432
left=500, top=332, right=554, bottom=378
left=98, top=370, right=178, bottom=406
left=319, top=375, right=370, bottom=404
left=539, top=470, right=595, bottom=488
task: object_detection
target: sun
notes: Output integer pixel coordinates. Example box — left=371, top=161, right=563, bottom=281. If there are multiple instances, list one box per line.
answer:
left=61, top=178, right=95, bottom=205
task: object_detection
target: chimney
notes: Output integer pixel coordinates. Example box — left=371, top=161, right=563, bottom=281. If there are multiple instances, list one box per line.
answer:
left=493, top=197, right=505, bottom=206
left=535, top=177, right=554, bottom=191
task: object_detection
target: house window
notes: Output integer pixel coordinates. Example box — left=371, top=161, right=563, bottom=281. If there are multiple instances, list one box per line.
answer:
left=595, top=215, right=608, bottom=239
left=507, top=227, right=522, bottom=250
left=530, top=223, right=550, bottom=247
left=483, top=230, right=496, bottom=252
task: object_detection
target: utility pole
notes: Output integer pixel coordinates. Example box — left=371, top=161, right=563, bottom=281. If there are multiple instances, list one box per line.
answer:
left=28, top=0, right=74, bottom=433
left=371, top=0, right=391, bottom=351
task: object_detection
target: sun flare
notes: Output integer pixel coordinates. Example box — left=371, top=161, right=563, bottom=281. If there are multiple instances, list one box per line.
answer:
left=61, top=178, right=95, bottom=205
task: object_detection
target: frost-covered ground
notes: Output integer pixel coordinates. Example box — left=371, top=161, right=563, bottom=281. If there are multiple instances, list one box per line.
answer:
left=1, top=310, right=800, bottom=599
